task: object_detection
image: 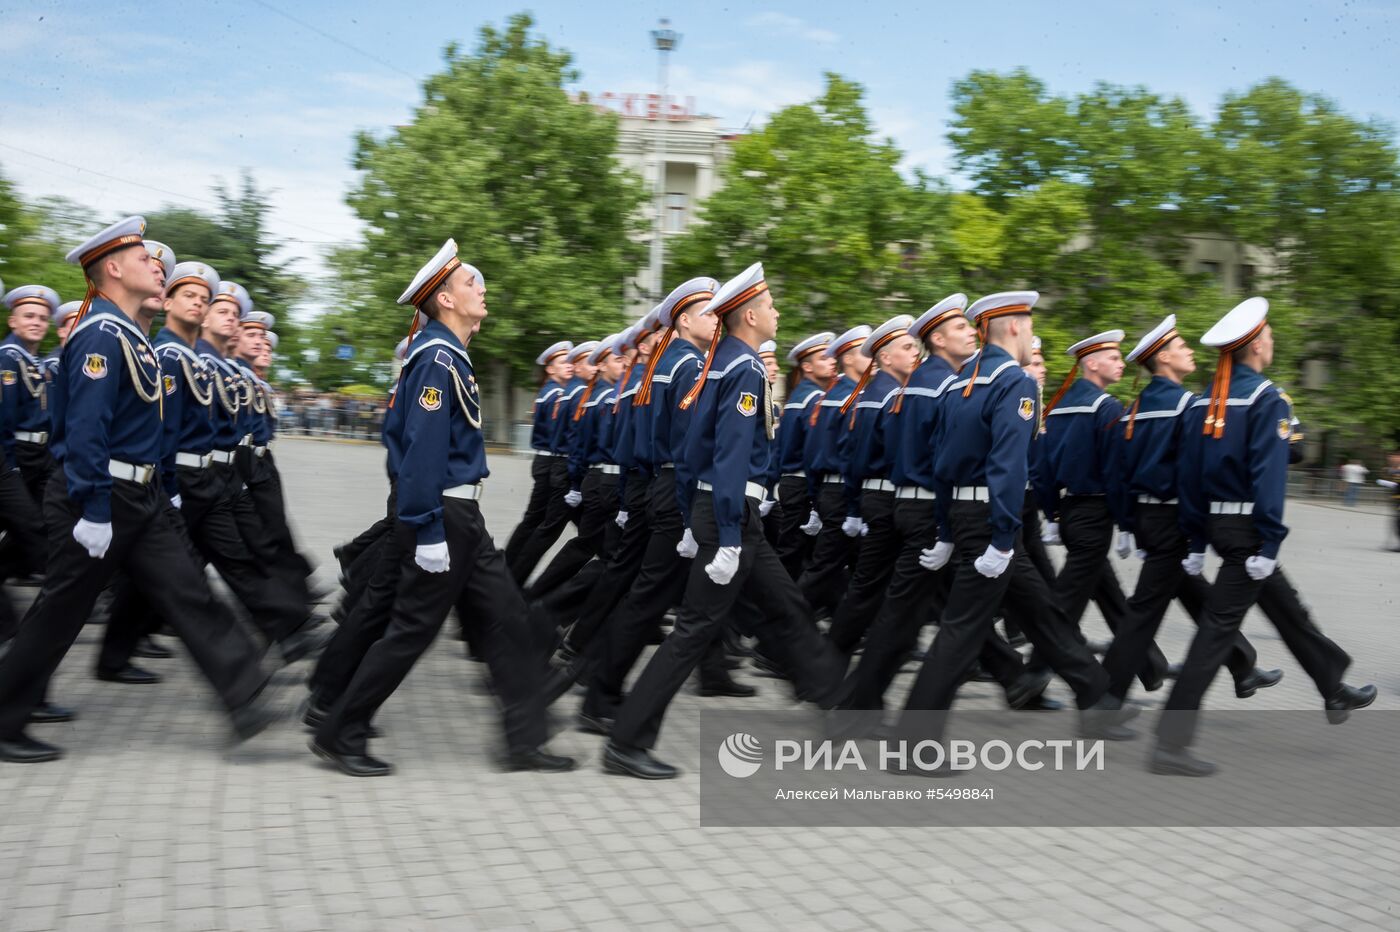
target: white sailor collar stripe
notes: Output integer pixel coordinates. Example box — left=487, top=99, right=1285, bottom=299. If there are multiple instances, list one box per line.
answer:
left=704, top=354, right=766, bottom=380
left=1189, top=380, right=1274, bottom=408
left=406, top=337, right=471, bottom=368
left=783, top=393, right=822, bottom=411
left=1, top=343, right=40, bottom=365
left=949, top=360, right=1020, bottom=392
left=1046, top=393, right=1113, bottom=416
left=1119, top=392, right=1192, bottom=421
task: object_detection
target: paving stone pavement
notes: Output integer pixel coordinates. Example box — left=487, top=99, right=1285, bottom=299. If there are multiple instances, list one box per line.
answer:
left=2, top=437, right=1398, bottom=931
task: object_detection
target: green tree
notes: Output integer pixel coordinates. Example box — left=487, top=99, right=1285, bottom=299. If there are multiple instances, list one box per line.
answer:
left=666, top=73, right=923, bottom=340
left=326, top=12, right=647, bottom=400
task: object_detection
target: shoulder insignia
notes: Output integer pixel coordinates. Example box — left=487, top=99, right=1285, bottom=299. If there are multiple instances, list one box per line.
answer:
left=163, top=374, right=176, bottom=395
left=1018, top=397, right=1034, bottom=421
left=98, top=320, right=122, bottom=337
left=419, top=385, right=443, bottom=411
left=434, top=349, right=456, bottom=370
left=737, top=391, right=758, bottom=417
left=1277, top=419, right=1290, bottom=440
left=83, top=353, right=109, bottom=380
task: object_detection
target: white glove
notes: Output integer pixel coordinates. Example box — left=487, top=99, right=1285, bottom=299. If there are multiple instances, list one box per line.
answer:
left=1042, top=521, right=1062, bottom=545
left=170, top=494, right=183, bottom=510
left=1134, top=548, right=1148, bottom=560
left=705, top=545, right=741, bottom=586
left=1115, top=531, right=1134, bottom=560
left=800, top=509, right=822, bottom=536
left=1379, top=479, right=1398, bottom=489
left=415, top=541, right=450, bottom=573
left=859, top=521, right=870, bottom=537
left=1181, top=552, right=1206, bottom=576
left=919, top=540, right=954, bottom=571
left=564, top=489, right=583, bottom=508
left=676, top=527, right=699, bottom=559
left=73, top=518, right=112, bottom=559
left=1245, top=555, right=1277, bottom=581
left=615, top=510, right=629, bottom=528
left=841, top=516, right=863, bottom=538
left=758, top=498, right=775, bottom=517
left=973, top=545, right=1013, bottom=579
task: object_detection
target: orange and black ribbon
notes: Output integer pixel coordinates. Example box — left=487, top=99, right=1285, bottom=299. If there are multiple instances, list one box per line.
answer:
left=962, top=304, right=1032, bottom=398
left=677, top=282, right=768, bottom=411
left=1203, top=319, right=1267, bottom=440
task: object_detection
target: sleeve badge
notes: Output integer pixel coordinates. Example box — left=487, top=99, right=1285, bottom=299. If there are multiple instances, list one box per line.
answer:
left=1018, top=397, right=1035, bottom=421
left=83, top=354, right=108, bottom=380
left=419, top=385, right=443, bottom=411
left=163, top=374, right=176, bottom=395
left=737, top=391, right=758, bottom=417
left=0, top=370, right=15, bottom=386
left=1277, top=418, right=1291, bottom=440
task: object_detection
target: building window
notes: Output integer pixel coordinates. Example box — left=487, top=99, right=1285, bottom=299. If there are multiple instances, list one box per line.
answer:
left=1199, top=261, right=1222, bottom=280
left=1238, top=263, right=1256, bottom=293
left=665, top=192, right=687, bottom=232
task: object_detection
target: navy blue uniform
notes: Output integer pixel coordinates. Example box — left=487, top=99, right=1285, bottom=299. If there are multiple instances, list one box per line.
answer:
left=772, top=378, right=824, bottom=577
left=797, top=372, right=860, bottom=613
left=195, top=339, right=246, bottom=453
left=1, top=335, right=57, bottom=504
left=506, top=374, right=581, bottom=584
left=154, top=330, right=216, bottom=493
left=503, top=377, right=569, bottom=570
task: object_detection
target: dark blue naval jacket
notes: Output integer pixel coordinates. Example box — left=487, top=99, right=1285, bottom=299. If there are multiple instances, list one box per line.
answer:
left=933, top=344, right=1041, bottom=552
left=384, top=319, right=485, bottom=547
left=195, top=338, right=247, bottom=452
left=682, top=335, right=772, bottom=548
left=1, top=334, right=48, bottom=469
left=1179, top=364, right=1294, bottom=559
left=48, top=298, right=164, bottom=522
left=567, top=377, right=617, bottom=490
left=1114, top=375, right=1196, bottom=537
left=232, top=357, right=274, bottom=446
left=634, top=337, right=704, bottom=474
left=778, top=378, right=823, bottom=476
left=1036, top=378, right=1127, bottom=527
left=548, top=376, right=588, bottom=456
left=610, top=361, right=646, bottom=484
left=803, top=373, right=856, bottom=503
left=529, top=378, right=567, bottom=453
left=154, top=328, right=217, bottom=494
left=889, top=354, right=959, bottom=493
left=841, top=369, right=902, bottom=517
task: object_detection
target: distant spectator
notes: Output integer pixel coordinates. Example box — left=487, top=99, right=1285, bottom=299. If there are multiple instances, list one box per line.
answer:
left=1339, top=458, right=1367, bottom=506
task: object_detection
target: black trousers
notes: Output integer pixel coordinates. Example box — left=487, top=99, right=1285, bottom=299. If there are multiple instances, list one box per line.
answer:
left=1102, top=503, right=1256, bottom=701
left=340, top=516, right=392, bottom=572
left=774, top=475, right=815, bottom=579
left=1157, top=516, right=1352, bottom=748
left=0, top=473, right=267, bottom=739
left=15, top=440, right=56, bottom=508
left=560, top=470, right=653, bottom=649
left=318, top=497, right=546, bottom=756
left=611, top=492, right=847, bottom=751
left=840, top=498, right=1023, bottom=710
left=582, top=472, right=730, bottom=720
left=504, top=453, right=555, bottom=567
left=1054, top=495, right=1168, bottom=687
left=526, top=469, right=619, bottom=599
left=238, top=450, right=315, bottom=582
left=311, top=526, right=400, bottom=708
left=797, top=482, right=857, bottom=615
left=507, top=457, right=576, bottom=586
left=901, top=501, right=1110, bottom=725
left=826, top=490, right=899, bottom=654
left=0, top=468, right=47, bottom=642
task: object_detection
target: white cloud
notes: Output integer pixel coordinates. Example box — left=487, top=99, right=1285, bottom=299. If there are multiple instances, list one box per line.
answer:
left=746, top=12, right=840, bottom=47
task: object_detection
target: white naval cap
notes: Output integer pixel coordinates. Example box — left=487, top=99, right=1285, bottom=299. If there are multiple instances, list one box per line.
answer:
left=911, top=293, right=968, bottom=339
left=241, top=310, right=275, bottom=331
left=65, top=215, right=147, bottom=267
left=758, top=340, right=778, bottom=356
left=394, top=336, right=412, bottom=361
left=54, top=301, right=83, bottom=328
left=589, top=332, right=622, bottom=365
left=787, top=331, right=834, bottom=364
left=396, top=239, right=485, bottom=309
left=212, top=281, right=253, bottom=317
left=166, top=261, right=220, bottom=298
left=616, top=323, right=642, bottom=353
left=825, top=325, right=873, bottom=359
left=568, top=340, right=600, bottom=363
left=536, top=341, right=573, bottom=366
left=143, top=240, right=176, bottom=282
left=3, top=285, right=61, bottom=314
left=861, top=315, right=914, bottom=358
left=700, top=262, right=767, bottom=318
left=1202, top=297, right=1269, bottom=349
left=265, top=332, right=279, bottom=351
left=657, top=277, right=720, bottom=327
left=1065, top=329, right=1125, bottom=359
left=1125, top=315, right=1179, bottom=364
left=638, top=305, right=663, bottom=335
left=1031, top=336, right=1043, bottom=352
left=966, top=291, right=1038, bottom=327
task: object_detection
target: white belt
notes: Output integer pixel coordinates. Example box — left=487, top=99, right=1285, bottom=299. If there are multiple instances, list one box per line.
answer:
left=952, top=486, right=990, bottom=502
left=253, top=445, right=269, bottom=458
left=1210, top=501, right=1254, bottom=515
left=862, top=479, right=895, bottom=493
left=536, top=450, right=564, bottom=458
left=109, top=460, right=156, bottom=484
left=443, top=483, right=484, bottom=501
left=782, top=470, right=806, bottom=479
left=895, top=486, right=937, bottom=501
left=594, top=464, right=621, bottom=475
left=175, top=452, right=212, bottom=469
left=1138, top=495, right=1178, bottom=506
left=696, top=480, right=766, bottom=502
left=15, top=430, right=48, bottom=444
left=823, top=475, right=844, bottom=485
left=238, top=434, right=253, bottom=447
left=210, top=449, right=237, bottom=465
left=658, top=462, right=676, bottom=470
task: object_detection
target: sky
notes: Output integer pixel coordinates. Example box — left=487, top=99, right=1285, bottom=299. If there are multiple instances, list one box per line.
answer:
left=2, top=0, right=1398, bottom=293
